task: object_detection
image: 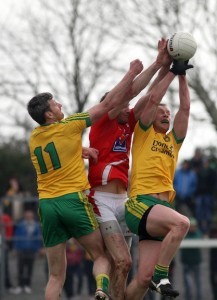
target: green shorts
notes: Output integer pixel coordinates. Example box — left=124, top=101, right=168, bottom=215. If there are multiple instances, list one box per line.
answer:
left=125, top=195, right=173, bottom=241
left=38, top=192, right=98, bottom=247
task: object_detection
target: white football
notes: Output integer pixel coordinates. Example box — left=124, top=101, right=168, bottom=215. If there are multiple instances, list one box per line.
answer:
left=167, top=32, right=197, bottom=61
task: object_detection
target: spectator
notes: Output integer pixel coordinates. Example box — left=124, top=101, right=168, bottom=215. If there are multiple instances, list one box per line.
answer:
left=189, top=147, right=204, bottom=173
left=174, top=159, right=197, bottom=216
left=63, top=238, right=84, bottom=300
left=0, top=209, right=14, bottom=291
left=194, top=158, right=217, bottom=237
left=2, top=177, right=24, bottom=220
left=180, top=217, right=202, bottom=300
left=209, top=228, right=217, bottom=300
left=10, top=210, right=42, bottom=294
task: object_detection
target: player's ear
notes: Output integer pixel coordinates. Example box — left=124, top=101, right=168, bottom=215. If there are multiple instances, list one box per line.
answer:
left=45, top=110, right=53, bottom=120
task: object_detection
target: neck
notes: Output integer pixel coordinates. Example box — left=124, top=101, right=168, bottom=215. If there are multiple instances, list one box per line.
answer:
left=44, top=119, right=56, bottom=125
left=153, top=126, right=167, bottom=134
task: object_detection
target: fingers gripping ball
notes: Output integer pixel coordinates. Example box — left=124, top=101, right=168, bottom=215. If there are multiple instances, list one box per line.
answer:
left=170, top=60, right=194, bottom=75
left=167, top=32, right=197, bottom=61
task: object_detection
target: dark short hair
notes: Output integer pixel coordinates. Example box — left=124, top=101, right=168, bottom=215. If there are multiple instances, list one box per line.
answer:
left=27, top=92, right=53, bottom=125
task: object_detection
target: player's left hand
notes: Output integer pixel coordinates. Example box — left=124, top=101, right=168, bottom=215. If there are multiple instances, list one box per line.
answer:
left=82, top=147, right=99, bottom=164
left=170, top=59, right=194, bottom=75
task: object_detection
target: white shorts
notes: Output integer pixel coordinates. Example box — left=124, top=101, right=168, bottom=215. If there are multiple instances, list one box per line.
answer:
left=88, top=190, right=132, bottom=236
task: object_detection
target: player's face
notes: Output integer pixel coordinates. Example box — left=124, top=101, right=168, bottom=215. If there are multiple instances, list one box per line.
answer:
left=117, top=106, right=130, bottom=124
left=48, top=98, right=64, bottom=121
left=153, top=105, right=171, bottom=133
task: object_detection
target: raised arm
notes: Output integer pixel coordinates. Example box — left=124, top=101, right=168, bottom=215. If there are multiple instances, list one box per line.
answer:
left=140, top=59, right=193, bottom=127
left=173, top=75, right=191, bottom=139
left=132, top=39, right=172, bottom=120
left=139, top=72, right=176, bottom=126
left=88, top=59, right=143, bottom=124
left=131, top=38, right=172, bottom=98
left=106, top=38, right=172, bottom=121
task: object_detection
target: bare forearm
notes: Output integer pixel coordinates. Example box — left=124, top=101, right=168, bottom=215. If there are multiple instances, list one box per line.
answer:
left=107, top=71, right=138, bottom=105
left=131, top=38, right=172, bottom=98
left=88, top=59, right=143, bottom=124
left=104, top=59, right=143, bottom=108
left=173, top=76, right=190, bottom=138
left=134, top=66, right=172, bottom=120
left=179, top=75, right=190, bottom=111
left=149, top=71, right=175, bottom=106
left=147, top=65, right=170, bottom=93
left=131, top=61, right=162, bottom=98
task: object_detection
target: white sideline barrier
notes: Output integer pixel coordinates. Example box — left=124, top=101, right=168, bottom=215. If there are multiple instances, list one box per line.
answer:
left=3, top=238, right=216, bottom=247
left=180, top=238, right=217, bottom=248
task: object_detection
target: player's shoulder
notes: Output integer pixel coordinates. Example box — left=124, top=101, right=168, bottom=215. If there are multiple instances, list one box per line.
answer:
left=63, top=112, right=90, bottom=123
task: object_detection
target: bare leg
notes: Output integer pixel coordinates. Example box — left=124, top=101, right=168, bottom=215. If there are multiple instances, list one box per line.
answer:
left=77, top=228, right=111, bottom=281
left=100, top=220, right=132, bottom=300
left=45, top=242, right=67, bottom=300
left=126, top=240, right=161, bottom=300
left=147, top=205, right=190, bottom=266
left=126, top=205, right=189, bottom=300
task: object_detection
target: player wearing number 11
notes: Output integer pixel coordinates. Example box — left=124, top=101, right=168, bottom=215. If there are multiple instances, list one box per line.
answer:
left=27, top=59, right=143, bottom=300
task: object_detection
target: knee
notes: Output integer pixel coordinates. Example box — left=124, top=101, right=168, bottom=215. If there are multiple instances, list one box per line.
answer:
left=136, top=270, right=153, bottom=288
left=49, top=268, right=66, bottom=287
left=113, top=254, right=132, bottom=273
left=180, top=215, right=190, bottom=234
left=175, top=215, right=190, bottom=238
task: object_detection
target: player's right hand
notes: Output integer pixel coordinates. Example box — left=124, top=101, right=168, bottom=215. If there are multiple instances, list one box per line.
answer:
left=130, top=59, right=144, bottom=76
left=156, top=38, right=173, bottom=67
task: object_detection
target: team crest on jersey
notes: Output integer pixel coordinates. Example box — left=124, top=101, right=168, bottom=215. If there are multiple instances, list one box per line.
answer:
left=113, top=134, right=129, bottom=152
left=163, top=135, right=170, bottom=142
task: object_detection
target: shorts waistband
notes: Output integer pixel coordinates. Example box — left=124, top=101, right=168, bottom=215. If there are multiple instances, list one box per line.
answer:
left=40, top=191, right=86, bottom=201
left=89, top=190, right=127, bottom=200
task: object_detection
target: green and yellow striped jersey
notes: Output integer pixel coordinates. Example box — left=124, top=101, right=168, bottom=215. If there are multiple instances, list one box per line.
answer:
left=130, top=121, right=183, bottom=203
left=29, top=113, right=91, bottom=199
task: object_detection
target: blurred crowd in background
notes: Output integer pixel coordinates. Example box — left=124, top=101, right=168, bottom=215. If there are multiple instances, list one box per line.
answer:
left=1, top=147, right=217, bottom=300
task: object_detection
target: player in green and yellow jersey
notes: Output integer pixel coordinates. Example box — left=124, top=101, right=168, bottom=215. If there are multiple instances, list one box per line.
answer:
left=125, top=59, right=194, bottom=299
left=27, top=59, right=143, bottom=300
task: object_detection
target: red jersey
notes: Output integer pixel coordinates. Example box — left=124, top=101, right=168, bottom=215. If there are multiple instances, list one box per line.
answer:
left=0, top=213, right=13, bottom=239
left=88, top=109, right=137, bottom=189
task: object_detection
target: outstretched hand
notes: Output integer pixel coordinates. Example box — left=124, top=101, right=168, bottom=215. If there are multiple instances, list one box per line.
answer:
left=130, top=59, right=144, bottom=76
left=156, top=38, right=173, bottom=67
left=170, top=60, right=194, bottom=75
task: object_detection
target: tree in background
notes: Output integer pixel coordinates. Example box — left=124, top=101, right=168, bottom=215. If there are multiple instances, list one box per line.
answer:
left=0, top=0, right=129, bottom=140
left=0, top=0, right=217, bottom=195
left=0, top=0, right=217, bottom=141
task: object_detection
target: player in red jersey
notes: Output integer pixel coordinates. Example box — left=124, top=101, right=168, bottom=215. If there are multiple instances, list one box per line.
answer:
left=27, top=59, right=144, bottom=300
left=88, top=39, right=172, bottom=300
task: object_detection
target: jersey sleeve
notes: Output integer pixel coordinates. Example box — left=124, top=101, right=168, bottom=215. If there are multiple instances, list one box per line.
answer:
left=89, top=114, right=110, bottom=146
left=129, top=109, right=137, bottom=131
left=63, top=112, right=91, bottom=134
